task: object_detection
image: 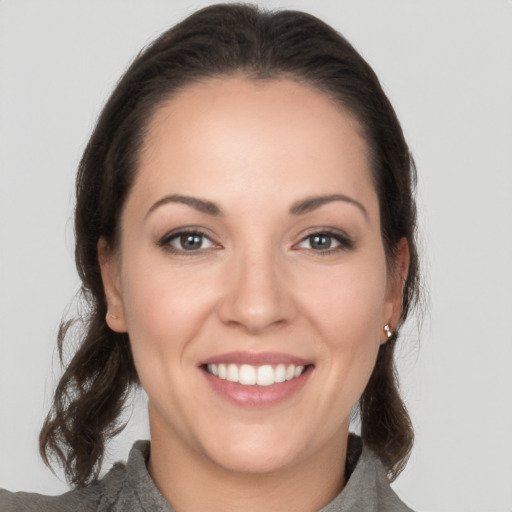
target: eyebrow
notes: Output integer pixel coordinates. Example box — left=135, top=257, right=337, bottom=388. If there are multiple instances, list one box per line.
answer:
left=146, top=193, right=368, bottom=220
left=289, top=194, right=368, bottom=220
left=146, top=194, right=223, bottom=217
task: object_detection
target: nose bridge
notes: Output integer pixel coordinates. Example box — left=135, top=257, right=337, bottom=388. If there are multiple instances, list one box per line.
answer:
left=219, top=238, right=294, bottom=333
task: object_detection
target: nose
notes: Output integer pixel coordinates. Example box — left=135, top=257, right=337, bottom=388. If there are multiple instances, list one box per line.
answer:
left=217, top=248, right=296, bottom=334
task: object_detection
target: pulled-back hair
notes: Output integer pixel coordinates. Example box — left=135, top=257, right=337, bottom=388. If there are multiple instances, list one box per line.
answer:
left=40, top=3, right=420, bottom=487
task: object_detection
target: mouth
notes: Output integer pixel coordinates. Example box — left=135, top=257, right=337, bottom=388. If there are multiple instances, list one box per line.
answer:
left=199, top=352, right=314, bottom=407
left=203, top=363, right=309, bottom=386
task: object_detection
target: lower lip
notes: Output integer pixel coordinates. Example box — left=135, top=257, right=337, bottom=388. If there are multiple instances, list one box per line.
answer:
left=202, top=367, right=312, bottom=407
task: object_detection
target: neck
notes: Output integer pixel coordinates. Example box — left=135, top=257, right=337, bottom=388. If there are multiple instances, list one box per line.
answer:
left=147, top=417, right=349, bottom=512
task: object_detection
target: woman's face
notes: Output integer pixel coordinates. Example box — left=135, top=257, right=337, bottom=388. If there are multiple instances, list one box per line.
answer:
left=100, top=76, right=404, bottom=475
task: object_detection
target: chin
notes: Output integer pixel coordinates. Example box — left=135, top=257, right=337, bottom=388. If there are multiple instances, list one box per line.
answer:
left=207, top=442, right=299, bottom=475
left=195, top=422, right=318, bottom=475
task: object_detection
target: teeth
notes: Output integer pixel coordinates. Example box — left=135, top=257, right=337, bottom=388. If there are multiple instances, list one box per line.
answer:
left=239, top=364, right=256, bottom=385
left=294, top=365, right=303, bottom=378
left=275, top=364, right=286, bottom=383
left=206, top=363, right=306, bottom=386
left=227, top=364, right=239, bottom=382
left=256, top=365, right=274, bottom=386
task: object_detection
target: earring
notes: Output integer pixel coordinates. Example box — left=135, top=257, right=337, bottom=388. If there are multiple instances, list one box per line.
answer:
left=384, top=324, right=393, bottom=339
left=107, top=312, right=119, bottom=320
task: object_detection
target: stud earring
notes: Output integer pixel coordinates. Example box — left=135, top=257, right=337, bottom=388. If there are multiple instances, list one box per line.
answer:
left=107, top=312, right=119, bottom=320
left=383, top=324, right=393, bottom=339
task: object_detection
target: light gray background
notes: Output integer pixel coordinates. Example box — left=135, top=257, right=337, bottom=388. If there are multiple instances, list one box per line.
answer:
left=1, top=1, right=511, bottom=510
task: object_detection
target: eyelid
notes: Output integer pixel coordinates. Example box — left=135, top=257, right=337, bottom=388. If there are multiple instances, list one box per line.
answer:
left=157, top=227, right=221, bottom=254
left=156, top=226, right=354, bottom=255
left=292, top=228, right=354, bottom=253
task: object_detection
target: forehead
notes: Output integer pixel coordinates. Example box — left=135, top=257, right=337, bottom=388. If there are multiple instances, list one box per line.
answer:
left=133, top=76, right=377, bottom=216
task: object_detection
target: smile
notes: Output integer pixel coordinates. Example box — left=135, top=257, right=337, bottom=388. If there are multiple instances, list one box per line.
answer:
left=206, top=363, right=306, bottom=386
left=200, top=352, right=313, bottom=407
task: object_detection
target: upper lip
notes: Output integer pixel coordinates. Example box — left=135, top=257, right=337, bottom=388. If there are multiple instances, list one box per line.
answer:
left=199, top=351, right=312, bottom=366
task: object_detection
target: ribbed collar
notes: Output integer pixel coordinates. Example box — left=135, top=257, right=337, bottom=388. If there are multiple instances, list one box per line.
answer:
left=117, top=437, right=411, bottom=512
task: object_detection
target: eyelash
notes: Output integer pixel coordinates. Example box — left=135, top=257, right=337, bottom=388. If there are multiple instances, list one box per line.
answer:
left=157, top=229, right=218, bottom=255
left=157, top=229, right=354, bottom=256
left=294, top=229, right=354, bottom=255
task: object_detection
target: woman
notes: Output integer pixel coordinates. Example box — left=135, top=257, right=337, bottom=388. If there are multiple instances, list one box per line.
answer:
left=1, top=4, right=420, bottom=511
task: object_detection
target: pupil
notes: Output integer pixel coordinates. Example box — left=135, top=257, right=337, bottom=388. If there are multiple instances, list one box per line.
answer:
left=311, top=234, right=331, bottom=249
left=181, top=234, right=202, bottom=250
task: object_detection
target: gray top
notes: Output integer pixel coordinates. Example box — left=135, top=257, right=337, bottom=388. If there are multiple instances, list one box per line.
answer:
left=0, top=439, right=413, bottom=511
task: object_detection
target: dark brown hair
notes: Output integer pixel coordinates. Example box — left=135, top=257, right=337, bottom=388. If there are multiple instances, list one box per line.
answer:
left=40, top=3, right=420, bottom=487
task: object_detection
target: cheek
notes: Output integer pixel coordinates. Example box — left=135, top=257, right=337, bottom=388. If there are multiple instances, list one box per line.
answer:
left=299, top=259, right=388, bottom=399
left=119, top=256, right=221, bottom=365
left=303, top=262, right=388, bottom=342
left=118, top=260, right=218, bottom=414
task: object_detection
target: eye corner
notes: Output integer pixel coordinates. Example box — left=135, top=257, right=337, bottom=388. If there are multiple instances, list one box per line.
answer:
left=292, top=228, right=355, bottom=255
left=157, top=228, right=222, bottom=255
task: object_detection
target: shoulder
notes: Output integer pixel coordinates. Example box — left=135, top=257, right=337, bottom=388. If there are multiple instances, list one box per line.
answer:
left=321, top=435, right=415, bottom=512
left=351, top=444, right=415, bottom=512
left=0, top=460, right=127, bottom=512
left=0, top=441, right=168, bottom=512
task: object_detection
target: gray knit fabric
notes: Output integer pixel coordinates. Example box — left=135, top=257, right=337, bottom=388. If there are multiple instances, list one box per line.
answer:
left=0, top=439, right=413, bottom=511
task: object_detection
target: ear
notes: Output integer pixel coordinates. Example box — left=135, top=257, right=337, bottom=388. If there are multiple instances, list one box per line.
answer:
left=381, top=237, right=410, bottom=343
left=98, top=237, right=127, bottom=332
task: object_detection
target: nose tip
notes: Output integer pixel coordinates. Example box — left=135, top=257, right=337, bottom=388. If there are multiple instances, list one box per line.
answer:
left=218, top=255, right=295, bottom=334
left=227, top=303, right=288, bottom=335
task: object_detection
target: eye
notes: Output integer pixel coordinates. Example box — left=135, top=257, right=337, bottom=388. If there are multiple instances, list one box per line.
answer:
left=295, top=230, right=353, bottom=253
left=159, top=230, right=217, bottom=254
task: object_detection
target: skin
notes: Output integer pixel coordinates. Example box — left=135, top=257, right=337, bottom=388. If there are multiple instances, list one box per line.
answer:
left=99, top=76, right=408, bottom=512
